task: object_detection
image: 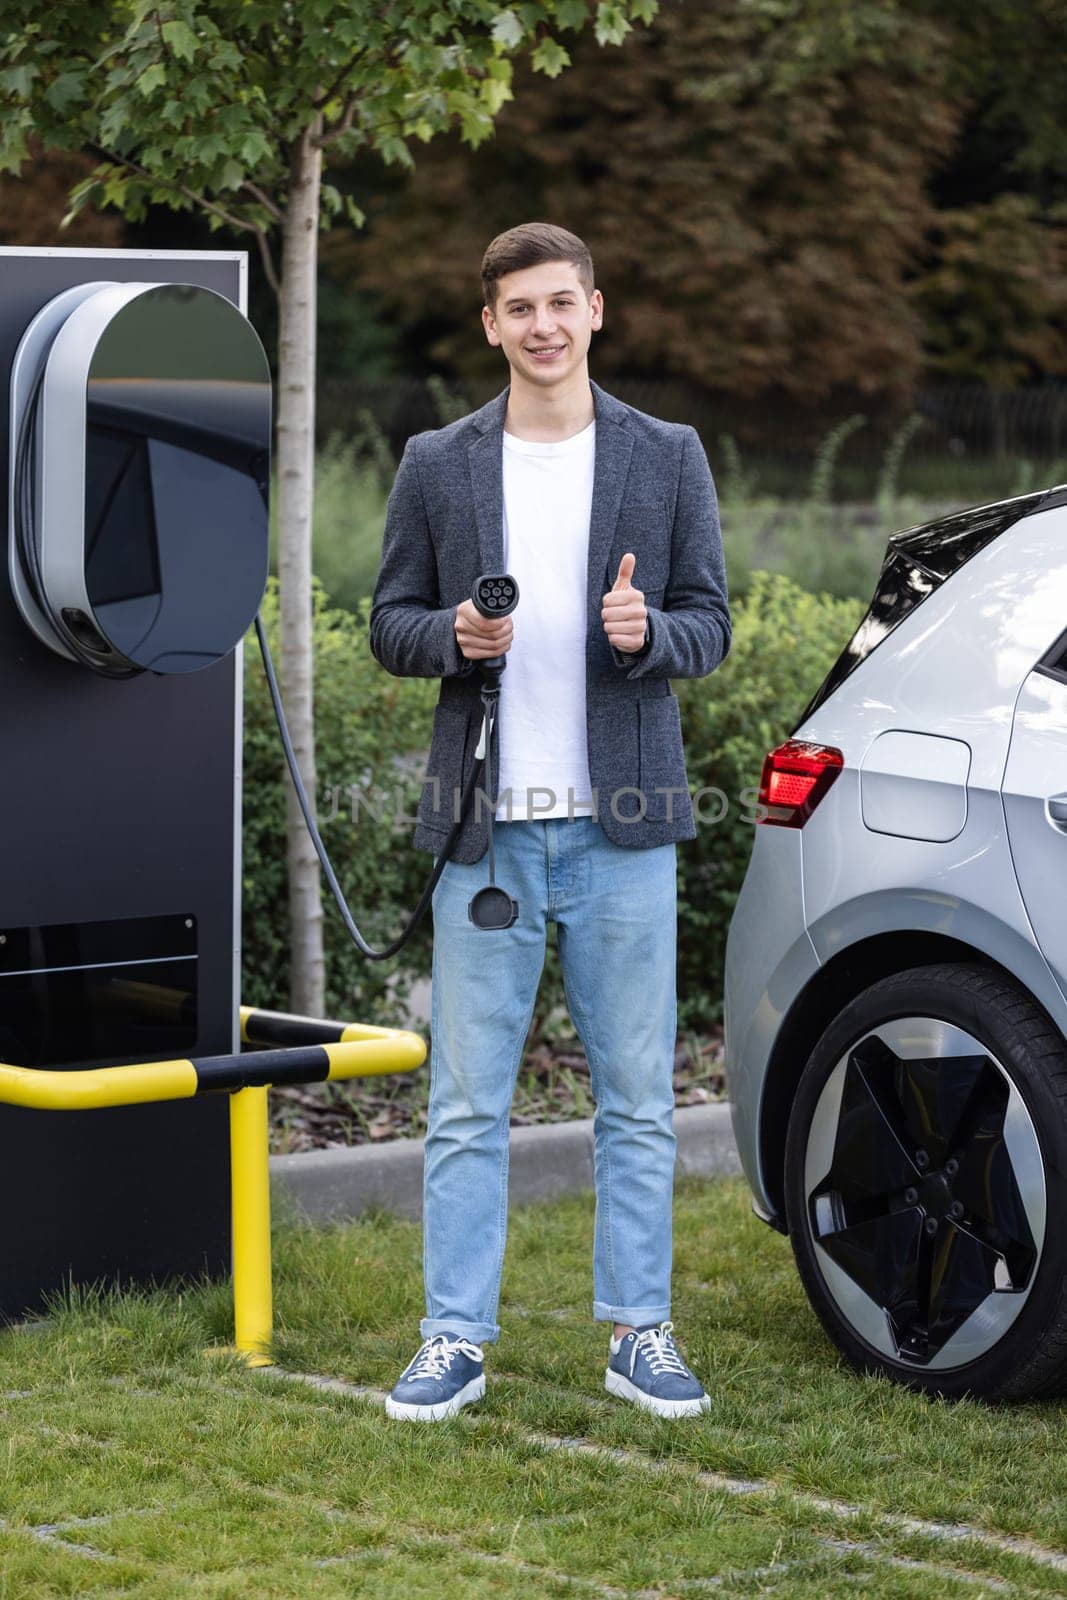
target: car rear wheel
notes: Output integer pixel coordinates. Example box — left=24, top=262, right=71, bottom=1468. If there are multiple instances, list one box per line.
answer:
left=784, top=963, right=1067, bottom=1399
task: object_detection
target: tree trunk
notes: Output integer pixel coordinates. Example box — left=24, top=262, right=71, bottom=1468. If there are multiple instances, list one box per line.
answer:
left=276, top=119, right=325, bottom=1015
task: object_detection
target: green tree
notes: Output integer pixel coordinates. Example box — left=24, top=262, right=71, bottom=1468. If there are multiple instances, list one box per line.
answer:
left=904, top=0, right=1067, bottom=389
left=0, top=0, right=657, bottom=1014
left=912, top=194, right=1067, bottom=386
left=338, top=0, right=1067, bottom=403
left=0, top=141, right=125, bottom=247
left=918, top=0, right=1067, bottom=208
left=340, top=1, right=959, bottom=406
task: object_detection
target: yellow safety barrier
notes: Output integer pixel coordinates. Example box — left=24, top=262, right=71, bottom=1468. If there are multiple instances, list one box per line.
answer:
left=0, top=1005, right=427, bottom=1365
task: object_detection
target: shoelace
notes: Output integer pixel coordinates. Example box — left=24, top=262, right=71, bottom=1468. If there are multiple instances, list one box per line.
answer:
left=406, top=1334, right=483, bottom=1383
left=629, top=1320, right=690, bottom=1379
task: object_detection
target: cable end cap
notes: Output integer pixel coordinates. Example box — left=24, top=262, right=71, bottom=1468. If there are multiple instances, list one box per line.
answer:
left=468, top=886, right=519, bottom=930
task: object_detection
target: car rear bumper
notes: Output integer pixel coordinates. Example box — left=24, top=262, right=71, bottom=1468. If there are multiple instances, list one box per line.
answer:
left=724, top=823, right=820, bottom=1223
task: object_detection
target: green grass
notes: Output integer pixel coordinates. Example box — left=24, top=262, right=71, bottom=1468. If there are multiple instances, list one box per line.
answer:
left=3, top=1179, right=1065, bottom=1597
left=716, top=441, right=1066, bottom=510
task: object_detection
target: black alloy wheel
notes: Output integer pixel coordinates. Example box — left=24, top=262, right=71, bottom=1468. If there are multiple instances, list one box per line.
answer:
left=784, top=964, right=1067, bottom=1399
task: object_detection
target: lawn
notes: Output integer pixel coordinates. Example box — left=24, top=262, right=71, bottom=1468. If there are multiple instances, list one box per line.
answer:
left=2, top=1178, right=1065, bottom=1598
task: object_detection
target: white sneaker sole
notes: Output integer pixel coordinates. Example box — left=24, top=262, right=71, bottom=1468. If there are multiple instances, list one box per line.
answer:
left=605, top=1367, right=710, bottom=1418
left=385, top=1373, right=486, bottom=1422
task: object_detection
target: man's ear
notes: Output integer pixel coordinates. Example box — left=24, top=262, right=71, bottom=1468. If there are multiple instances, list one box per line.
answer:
left=482, top=305, right=501, bottom=347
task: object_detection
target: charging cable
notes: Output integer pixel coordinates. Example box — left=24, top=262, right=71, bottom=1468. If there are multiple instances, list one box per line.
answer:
left=254, top=571, right=520, bottom=959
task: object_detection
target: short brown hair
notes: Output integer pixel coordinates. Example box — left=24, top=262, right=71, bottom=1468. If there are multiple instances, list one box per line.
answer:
left=481, top=222, right=595, bottom=313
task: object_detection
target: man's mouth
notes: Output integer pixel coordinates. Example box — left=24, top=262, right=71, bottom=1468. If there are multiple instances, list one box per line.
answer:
left=525, top=345, right=566, bottom=361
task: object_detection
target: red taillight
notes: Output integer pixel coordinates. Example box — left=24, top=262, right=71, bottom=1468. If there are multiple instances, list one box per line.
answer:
left=757, top=740, right=844, bottom=828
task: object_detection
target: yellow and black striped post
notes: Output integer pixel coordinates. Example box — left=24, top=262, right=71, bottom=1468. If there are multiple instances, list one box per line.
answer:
left=0, top=1006, right=426, bottom=1364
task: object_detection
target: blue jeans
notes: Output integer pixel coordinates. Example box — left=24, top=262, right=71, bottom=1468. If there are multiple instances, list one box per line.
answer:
left=423, top=816, right=678, bottom=1344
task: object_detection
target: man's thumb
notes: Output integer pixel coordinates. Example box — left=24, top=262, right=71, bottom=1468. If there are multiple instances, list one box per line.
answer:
left=612, top=552, right=636, bottom=591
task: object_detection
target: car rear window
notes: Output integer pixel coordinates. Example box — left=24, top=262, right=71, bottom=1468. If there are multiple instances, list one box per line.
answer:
left=794, top=485, right=1067, bottom=729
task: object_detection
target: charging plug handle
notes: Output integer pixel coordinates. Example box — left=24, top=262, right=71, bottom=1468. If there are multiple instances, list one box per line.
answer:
left=471, top=572, right=518, bottom=681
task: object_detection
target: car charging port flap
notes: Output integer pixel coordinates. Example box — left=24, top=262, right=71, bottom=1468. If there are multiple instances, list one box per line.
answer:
left=757, top=739, right=844, bottom=828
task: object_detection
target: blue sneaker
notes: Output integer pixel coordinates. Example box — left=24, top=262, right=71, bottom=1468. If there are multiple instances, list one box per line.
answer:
left=385, top=1333, right=486, bottom=1421
left=605, top=1321, right=710, bottom=1418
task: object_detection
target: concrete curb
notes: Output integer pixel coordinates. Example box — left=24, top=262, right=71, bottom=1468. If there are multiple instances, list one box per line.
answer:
left=270, top=1102, right=741, bottom=1226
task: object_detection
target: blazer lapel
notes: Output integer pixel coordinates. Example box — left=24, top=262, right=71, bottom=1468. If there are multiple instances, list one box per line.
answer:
left=465, top=378, right=634, bottom=614
left=586, top=381, right=634, bottom=614
left=467, top=389, right=507, bottom=577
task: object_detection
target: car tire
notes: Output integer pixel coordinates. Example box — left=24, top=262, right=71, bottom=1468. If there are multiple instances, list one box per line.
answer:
left=784, top=962, right=1067, bottom=1399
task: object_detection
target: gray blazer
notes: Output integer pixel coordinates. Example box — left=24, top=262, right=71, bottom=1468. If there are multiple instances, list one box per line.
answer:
left=369, top=378, right=731, bottom=863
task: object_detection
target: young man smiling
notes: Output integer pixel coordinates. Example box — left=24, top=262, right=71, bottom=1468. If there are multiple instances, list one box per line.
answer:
left=370, top=222, right=731, bottom=1421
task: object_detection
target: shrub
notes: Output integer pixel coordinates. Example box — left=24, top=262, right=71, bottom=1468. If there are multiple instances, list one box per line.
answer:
left=241, top=578, right=436, bottom=1026
left=269, top=423, right=393, bottom=617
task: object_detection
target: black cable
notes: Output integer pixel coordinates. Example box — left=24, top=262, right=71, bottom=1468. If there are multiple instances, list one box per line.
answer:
left=254, top=613, right=496, bottom=960
left=483, top=697, right=499, bottom=889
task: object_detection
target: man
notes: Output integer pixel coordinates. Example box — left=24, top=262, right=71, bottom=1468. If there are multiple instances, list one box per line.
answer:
left=369, top=221, right=730, bottom=1422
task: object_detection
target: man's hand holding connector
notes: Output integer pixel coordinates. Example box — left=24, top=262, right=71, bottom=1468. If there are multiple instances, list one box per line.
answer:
left=454, top=599, right=514, bottom=662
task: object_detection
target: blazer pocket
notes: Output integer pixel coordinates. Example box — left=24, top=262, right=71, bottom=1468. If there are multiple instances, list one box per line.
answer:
left=419, top=702, right=473, bottom=832
left=638, top=693, right=689, bottom=820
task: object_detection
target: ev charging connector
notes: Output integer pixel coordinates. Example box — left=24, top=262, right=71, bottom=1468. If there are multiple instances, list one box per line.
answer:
left=467, top=572, right=520, bottom=931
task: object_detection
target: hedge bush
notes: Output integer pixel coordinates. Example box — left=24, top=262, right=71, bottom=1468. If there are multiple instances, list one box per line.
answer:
left=242, top=578, right=437, bottom=1026
left=241, top=571, right=864, bottom=1035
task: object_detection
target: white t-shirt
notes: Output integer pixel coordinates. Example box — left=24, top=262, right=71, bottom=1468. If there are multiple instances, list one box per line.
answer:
left=494, top=419, right=596, bottom=821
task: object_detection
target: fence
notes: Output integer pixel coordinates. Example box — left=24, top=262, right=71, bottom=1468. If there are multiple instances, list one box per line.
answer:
left=318, top=376, right=1067, bottom=472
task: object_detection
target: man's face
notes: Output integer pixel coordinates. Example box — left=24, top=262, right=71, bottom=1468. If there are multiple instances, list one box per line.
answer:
left=482, top=260, right=603, bottom=386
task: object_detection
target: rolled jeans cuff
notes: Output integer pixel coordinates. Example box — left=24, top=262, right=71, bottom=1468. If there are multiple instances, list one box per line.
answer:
left=421, top=1315, right=500, bottom=1346
left=593, top=1301, right=671, bottom=1326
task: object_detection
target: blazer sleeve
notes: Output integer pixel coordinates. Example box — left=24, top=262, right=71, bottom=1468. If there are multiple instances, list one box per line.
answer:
left=610, top=425, right=731, bottom=681
left=369, top=436, right=478, bottom=680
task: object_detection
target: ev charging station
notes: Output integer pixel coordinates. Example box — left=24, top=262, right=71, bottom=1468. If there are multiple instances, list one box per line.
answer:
left=0, top=248, right=263, bottom=1318
left=0, top=244, right=506, bottom=1337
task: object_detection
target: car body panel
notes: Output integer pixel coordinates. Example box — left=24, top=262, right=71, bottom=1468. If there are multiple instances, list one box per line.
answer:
left=798, top=505, right=1067, bottom=792
left=1002, top=667, right=1067, bottom=1008
left=725, top=497, right=1067, bottom=1227
left=724, top=824, right=819, bottom=1214
left=801, top=781, right=1067, bottom=1033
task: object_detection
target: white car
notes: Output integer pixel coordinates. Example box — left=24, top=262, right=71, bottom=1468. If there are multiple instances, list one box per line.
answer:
left=724, top=484, right=1067, bottom=1398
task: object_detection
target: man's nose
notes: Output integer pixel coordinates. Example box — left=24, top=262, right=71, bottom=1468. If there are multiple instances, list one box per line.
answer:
left=532, top=305, right=558, bottom=335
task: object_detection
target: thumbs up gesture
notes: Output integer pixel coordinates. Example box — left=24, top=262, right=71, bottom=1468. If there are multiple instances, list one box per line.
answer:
left=601, top=552, right=648, bottom=654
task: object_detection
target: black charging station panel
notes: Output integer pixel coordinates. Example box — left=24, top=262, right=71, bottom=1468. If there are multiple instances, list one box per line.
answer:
left=0, top=248, right=243, bottom=1318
